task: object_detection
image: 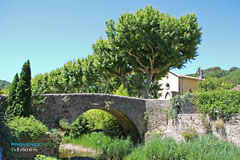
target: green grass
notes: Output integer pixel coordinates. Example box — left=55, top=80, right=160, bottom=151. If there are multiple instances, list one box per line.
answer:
left=63, top=133, right=240, bottom=160
left=62, top=132, right=133, bottom=160
left=125, top=134, right=240, bottom=160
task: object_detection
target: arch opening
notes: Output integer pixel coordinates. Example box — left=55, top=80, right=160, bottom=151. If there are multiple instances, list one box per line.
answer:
left=64, top=108, right=140, bottom=143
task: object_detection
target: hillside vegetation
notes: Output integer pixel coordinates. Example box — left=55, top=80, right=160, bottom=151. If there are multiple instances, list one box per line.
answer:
left=187, top=66, right=240, bottom=85
left=0, top=80, right=10, bottom=89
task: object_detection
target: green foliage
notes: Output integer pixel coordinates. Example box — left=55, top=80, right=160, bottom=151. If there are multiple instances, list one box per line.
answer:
left=169, top=95, right=182, bottom=120
left=125, top=135, right=240, bottom=160
left=188, top=66, right=240, bottom=86
left=0, top=89, right=8, bottom=95
left=93, top=38, right=131, bottom=89
left=0, top=79, right=11, bottom=89
left=0, top=105, right=19, bottom=159
left=35, top=154, right=59, bottom=160
left=5, top=73, right=19, bottom=120
left=229, top=67, right=239, bottom=72
left=222, top=69, right=240, bottom=86
left=178, top=135, right=240, bottom=160
left=66, top=115, right=90, bottom=138
left=17, top=60, right=32, bottom=117
left=106, top=5, right=202, bottom=98
left=125, top=137, right=178, bottom=160
left=170, top=93, right=193, bottom=120
left=114, top=85, right=129, bottom=97
left=205, top=69, right=229, bottom=78
left=193, top=90, right=240, bottom=120
left=182, top=127, right=198, bottom=141
left=58, top=118, right=69, bottom=130
left=65, top=109, right=122, bottom=138
left=48, top=129, right=62, bottom=144
left=63, top=132, right=133, bottom=160
left=83, top=109, right=122, bottom=132
left=7, top=115, right=48, bottom=141
left=197, top=78, right=233, bottom=91
left=5, top=61, right=32, bottom=119
left=187, top=66, right=222, bottom=77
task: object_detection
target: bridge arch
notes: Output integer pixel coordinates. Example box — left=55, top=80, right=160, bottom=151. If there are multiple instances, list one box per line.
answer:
left=32, top=94, right=147, bottom=142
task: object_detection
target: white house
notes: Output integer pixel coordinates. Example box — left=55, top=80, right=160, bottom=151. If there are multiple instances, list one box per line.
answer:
left=158, top=67, right=204, bottom=100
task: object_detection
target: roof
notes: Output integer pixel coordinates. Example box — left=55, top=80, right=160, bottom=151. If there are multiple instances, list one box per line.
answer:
left=168, top=71, right=204, bottom=80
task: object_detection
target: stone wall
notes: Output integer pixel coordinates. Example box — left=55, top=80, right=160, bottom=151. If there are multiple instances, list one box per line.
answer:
left=145, top=100, right=170, bottom=131
left=212, top=115, right=240, bottom=146
left=146, top=113, right=240, bottom=147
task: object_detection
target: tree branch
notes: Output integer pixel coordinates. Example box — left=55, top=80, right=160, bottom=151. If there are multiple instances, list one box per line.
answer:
left=128, top=51, right=148, bottom=71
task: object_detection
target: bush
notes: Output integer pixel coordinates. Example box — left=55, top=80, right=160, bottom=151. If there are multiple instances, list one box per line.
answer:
left=114, top=85, right=129, bottom=96
left=0, top=105, right=18, bottom=159
left=197, top=78, right=233, bottom=92
left=193, top=90, right=240, bottom=120
left=83, top=109, right=122, bottom=132
left=7, top=115, right=48, bottom=141
left=214, top=119, right=225, bottom=131
left=66, top=115, right=90, bottom=138
left=35, top=154, right=59, bottom=160
left=58, top=118, right=69, bottom=130
left=182, top=127, right=198, bottom=141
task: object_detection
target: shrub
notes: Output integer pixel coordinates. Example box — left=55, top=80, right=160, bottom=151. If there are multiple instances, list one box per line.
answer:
left=0, top=105, right=18, bottom=159
left=8, top=115, right=48, bottom=141
left=58, top=118, right=69, bottom=130
left=182, top=127, right=198, bottom=141
left=197, top=78, right=233, bottom=91
left=66, top=115, right=90, bottom=138
left=114, top=85, right=129, bottom=96
left=201, top=115, right=212, bottom=133
left=35, top=154, right=59, bottom=160
left=49, top=129, right=62, bottom=144
left=193, top=90, right=240, bottom=120
left=83, top=109, right=122, bottom=132
left=215, top=119, right=225, bottom=131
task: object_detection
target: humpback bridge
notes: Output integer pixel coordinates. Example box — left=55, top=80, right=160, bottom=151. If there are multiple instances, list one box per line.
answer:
left=1, top=94, right=171, bottom=141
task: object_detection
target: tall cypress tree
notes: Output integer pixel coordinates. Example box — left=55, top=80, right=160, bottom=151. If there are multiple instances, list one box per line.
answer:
left=15, top=60, right=32, bottom=117
left=5, top=73, right=19, bottom=119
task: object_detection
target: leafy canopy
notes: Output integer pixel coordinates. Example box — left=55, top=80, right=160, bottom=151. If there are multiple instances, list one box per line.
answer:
left=105, top=5, right=202, bottom=98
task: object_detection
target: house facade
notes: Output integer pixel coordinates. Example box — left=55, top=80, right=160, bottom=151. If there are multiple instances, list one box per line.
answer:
left=158, top=69, right=203, bottom=100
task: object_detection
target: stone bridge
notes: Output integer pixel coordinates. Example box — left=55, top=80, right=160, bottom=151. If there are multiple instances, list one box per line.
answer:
left=0, top=94, right=171, bottom=142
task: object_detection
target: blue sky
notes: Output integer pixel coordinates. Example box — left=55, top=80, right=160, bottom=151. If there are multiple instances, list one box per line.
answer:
left=0, top=0, right=240, bottom=82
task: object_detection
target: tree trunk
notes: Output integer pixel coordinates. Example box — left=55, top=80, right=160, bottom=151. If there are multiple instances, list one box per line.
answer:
left=142, top=71, right=153, bottom=99
left=120, top=76, right=126, bottom=88
left=98, top=82, right=102, bottom=93
left=104, top=79, right=109, bottom=94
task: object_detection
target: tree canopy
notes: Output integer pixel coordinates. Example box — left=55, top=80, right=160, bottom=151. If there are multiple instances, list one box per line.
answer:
left=104, top=5, right=202, bottom=98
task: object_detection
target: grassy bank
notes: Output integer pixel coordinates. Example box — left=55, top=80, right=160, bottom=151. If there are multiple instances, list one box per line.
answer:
left=62, top=132, right=133, bottom=160
left=125, top=134, right=240, bottom=160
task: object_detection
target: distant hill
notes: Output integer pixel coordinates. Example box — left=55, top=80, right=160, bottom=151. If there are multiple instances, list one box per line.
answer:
left=0, top=80, right=11, bottom=89
left=187, top=66, right=240, bottom=85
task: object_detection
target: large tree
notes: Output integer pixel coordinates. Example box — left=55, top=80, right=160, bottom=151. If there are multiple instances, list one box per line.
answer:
left=15, top=60, right=32, bottom=117
left=105, top=6, right=202, bottom=98
left=5, top=73, right=19, bottom=119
